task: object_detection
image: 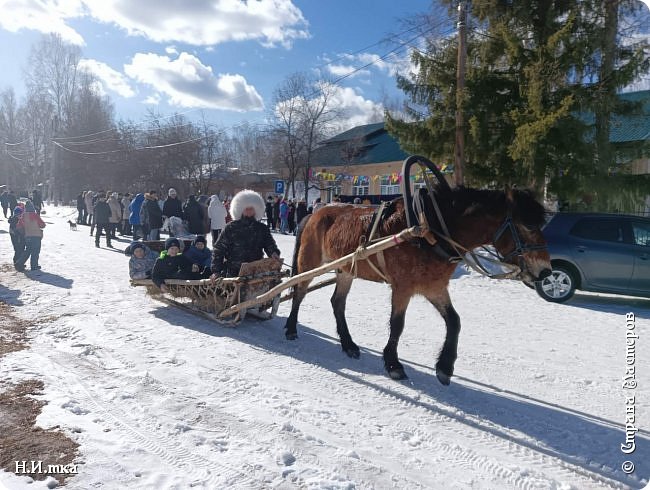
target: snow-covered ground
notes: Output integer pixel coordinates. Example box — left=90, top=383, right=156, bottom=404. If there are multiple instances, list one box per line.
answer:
left=0, top=206, right=648, bottom=490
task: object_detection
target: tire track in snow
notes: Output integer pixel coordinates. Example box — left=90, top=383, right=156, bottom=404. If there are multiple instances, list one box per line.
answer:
left=233, top=340, right=631, bottom=489
left=92, top=339, right=420, bottom=489
left=28, top=347, right=264, bottom=489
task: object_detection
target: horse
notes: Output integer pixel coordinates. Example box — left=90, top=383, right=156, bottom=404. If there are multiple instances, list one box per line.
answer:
left=283, top=185, right=552, bottom=385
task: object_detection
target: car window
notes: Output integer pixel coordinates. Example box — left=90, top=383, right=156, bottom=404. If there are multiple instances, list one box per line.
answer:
left=631, top=220, right=650, bottom=246
left=570, top=218, right=624, bottom=243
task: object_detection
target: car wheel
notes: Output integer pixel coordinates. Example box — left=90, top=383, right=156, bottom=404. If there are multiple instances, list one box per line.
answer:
left=535, top=266, right=576, bottom=303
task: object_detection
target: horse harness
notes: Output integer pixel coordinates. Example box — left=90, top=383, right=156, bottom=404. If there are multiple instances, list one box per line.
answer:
left=348, top=176, right=546, bottom=282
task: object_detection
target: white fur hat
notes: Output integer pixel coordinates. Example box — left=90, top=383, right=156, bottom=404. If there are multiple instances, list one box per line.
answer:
left=230, top=189, right=265, bottom=221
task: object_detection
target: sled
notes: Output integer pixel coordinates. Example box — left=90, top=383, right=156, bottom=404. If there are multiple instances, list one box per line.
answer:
left=131, top=258, right=288, bottom=325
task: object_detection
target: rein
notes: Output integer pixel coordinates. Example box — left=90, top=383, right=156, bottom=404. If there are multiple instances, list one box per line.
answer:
left=407, top=156, right=542, bottom=281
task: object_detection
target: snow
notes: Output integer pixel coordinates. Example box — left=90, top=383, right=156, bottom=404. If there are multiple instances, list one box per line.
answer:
left=0, top=206, right=648, bottom=489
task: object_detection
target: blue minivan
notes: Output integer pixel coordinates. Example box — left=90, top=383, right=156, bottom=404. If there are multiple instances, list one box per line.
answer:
left=536, top=213, right=650, bottom=302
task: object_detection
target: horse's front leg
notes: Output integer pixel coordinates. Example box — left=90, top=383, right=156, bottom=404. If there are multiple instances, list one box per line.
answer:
left=383, top=289, right=411, bottom=380
left=330, top=272, right=359, bottom=358
left=426, top=289, right=460, bottom=386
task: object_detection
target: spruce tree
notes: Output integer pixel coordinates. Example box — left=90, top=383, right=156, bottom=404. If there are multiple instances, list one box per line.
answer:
left=387, top=0, right=650, bottom=211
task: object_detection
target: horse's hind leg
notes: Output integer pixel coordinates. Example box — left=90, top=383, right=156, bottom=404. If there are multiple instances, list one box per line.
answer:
left=425, top=289, right=460, bottom=386
left=383, top=289, right=411, bottom=380
left=330, top=272, right=359, bottom=358
left=284, top=280, right=310, bottom=340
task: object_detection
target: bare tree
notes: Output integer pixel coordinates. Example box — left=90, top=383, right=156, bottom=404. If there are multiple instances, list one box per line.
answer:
left=23, top=34, right=82, bottom=200
left=269, top=73, right=307, bottom=198
left=0, top=88, right=25, bottom=189
left=298, top=79, right=343, bottom=201
left=269, top=73, right=342, bottom=201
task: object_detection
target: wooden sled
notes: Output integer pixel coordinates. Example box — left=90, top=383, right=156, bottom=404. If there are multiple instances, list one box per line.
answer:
left=131, top=258, right=287, bottom=325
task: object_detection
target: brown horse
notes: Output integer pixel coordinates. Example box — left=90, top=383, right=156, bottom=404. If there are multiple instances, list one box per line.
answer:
left=284, top=185, right=552, bottom=385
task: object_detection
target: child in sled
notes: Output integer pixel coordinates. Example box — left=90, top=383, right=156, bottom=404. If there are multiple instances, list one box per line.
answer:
left=152, top=237, right=202, bottom=292
left=182, top=235, right=212, bottom=278
left=124, top=241, right=158, bottom=280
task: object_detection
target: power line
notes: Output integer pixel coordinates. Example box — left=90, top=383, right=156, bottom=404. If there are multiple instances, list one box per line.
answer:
left=52, top=133, right=210, bottom=155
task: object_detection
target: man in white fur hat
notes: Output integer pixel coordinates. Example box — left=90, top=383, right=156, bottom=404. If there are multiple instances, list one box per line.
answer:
left=210, top=189, right=281, bottom=278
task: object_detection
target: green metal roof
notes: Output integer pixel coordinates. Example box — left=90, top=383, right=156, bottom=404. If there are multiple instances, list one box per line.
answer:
left=312, top=122, right=409, bottom=167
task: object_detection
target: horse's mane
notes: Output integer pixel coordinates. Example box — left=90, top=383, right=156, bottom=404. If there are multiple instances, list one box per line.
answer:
left=378, top=185, right=546, bottom=237
left=434, top=185, right=547, bottom=228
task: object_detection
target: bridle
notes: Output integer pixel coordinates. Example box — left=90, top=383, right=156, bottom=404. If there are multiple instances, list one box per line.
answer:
left=400, top=155, right=547, bottom=280
left=428, top=211, right=546, bottom=280
left=492, top=213, right=548, bottom=262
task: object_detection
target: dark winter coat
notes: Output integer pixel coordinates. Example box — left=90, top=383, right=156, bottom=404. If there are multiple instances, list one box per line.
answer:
left=183, top=244, right=212, bottom=270
left=7, top=193, right=17, bottom=210
left=151, top=251, right=195, bottom=288
left=1, top=191, right=9, bottom=209
left=76, top=194, right=85, bottom=211
left=144, top=198, right=163, bottom=229
left=8, top=212, right=22, bottom=234
left=296, top=202, right=308, bottom=225
left=183, top=196, right=204, bottom=234
left=93, top=200, right=111, bottom=224
left=31, top=190, right=43, bottom=210
left=265, top=201, right=273, bottom=221
left=211, top=216, right=280, bottom=277
left=163, top=197, right=184, bottom=219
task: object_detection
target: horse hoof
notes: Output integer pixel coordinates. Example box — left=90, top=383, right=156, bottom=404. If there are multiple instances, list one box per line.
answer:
left=435, top=369, right=451, bottom=386
left=387, top=368, right=408, bottom=380
left=285, top=331, right=298, bottom=340
left=343, top=347, right=360, bottom=359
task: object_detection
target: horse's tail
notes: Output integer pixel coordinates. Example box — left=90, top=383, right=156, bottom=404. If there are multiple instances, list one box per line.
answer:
left=292, top=214, right=311, bottom=276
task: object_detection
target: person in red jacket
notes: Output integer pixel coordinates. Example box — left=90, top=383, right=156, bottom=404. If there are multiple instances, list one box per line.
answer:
left=15, top=200, right=45, bottom=272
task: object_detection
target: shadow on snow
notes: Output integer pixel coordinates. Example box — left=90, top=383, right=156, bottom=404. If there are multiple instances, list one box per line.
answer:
left=151, top=304, right=648, bottom=489
left=23, top=270, right=73, bottom=289
left=561, top=293, right=650, bottom=320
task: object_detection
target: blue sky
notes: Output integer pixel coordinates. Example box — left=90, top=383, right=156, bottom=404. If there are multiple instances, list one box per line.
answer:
left=0, top=0, right=443, bottom=131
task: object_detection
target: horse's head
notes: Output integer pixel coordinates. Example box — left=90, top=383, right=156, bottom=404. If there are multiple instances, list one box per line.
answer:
left=491, top=188, right=552, bottom=284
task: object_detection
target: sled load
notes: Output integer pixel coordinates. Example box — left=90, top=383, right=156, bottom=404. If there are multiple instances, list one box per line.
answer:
left=131, top=258, right=288, bottom=324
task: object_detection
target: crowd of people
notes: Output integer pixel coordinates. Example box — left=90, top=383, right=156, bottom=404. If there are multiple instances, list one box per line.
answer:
left=264, top=196, right=309, bottom=235
left=5, top=185, right=330, bottom=288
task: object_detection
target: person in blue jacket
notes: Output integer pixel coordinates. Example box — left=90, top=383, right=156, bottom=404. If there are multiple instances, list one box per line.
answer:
left=183, top=235, right=212, bottom=276
left=129, top=193, right=145, bottom=240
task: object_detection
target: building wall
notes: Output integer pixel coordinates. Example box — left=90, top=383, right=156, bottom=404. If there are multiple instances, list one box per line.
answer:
left=631, top=158, right=650, bottom=175
left=317, top=160, right=403, bottom=201
left=316, top=160, right=454, bottom=202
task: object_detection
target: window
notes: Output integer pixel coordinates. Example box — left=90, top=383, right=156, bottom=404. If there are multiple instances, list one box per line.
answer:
left=570, top=218, right=624, bottom=243
left=352, top=185, right=369, bottom=196
left=632, top=220, right=650, bottom=246
left=380, top=176, right=400, bottom=195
